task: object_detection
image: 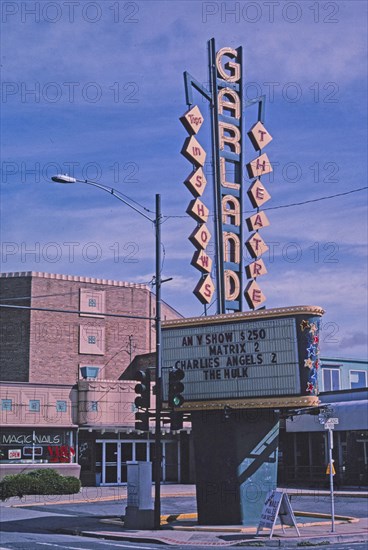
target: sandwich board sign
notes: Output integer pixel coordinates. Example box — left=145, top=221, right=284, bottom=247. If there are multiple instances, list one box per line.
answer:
left=257, top=489, right=300, bottom=538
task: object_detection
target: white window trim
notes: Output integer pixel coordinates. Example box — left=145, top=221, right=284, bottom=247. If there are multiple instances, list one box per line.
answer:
left=322, top=367, right=341, bottom=392
left=349, top=369, right=367, bottom=389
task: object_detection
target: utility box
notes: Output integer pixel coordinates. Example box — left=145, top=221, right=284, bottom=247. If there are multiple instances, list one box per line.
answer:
left=124, top=461, right=154, bottom=529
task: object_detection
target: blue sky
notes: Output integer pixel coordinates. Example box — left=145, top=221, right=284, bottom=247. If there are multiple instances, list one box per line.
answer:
left=1, top=0, right=367, bottom=359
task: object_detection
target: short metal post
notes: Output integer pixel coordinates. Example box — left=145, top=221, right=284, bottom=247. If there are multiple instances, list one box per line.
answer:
left=328, top=428, right=335, bottom=532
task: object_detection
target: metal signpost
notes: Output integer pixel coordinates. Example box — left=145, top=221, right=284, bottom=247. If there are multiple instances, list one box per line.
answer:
left=324, top=417, right=339, bottom=532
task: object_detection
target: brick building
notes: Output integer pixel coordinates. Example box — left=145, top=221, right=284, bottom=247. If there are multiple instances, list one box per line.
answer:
left=0, top=272, right=187, bottom=485
left=0, top=271, right=180, bottom=383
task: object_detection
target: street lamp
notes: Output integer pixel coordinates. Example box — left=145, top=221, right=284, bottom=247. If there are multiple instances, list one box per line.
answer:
left=51, top=174, right=163, bottom=529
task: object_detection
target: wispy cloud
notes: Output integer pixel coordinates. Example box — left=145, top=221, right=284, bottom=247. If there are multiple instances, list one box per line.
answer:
left=1, top=0, right=367, bottom=358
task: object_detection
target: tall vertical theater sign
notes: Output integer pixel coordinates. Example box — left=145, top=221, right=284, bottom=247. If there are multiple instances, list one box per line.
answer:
left=181, top=38, right=272, bottom=313
left=175, top=39, right=325, bottom=528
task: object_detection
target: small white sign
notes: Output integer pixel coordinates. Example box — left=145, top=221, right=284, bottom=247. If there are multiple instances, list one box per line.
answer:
left=324, top=423, right=335, bottom=430
left=8, top=449, right=21, bottom=460
left=257, top=490, right=300, bottom=538
left=327, top=418, right=339, bottom=424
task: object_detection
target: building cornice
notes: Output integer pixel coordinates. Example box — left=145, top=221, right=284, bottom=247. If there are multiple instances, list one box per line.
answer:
left=0, top=271, right=149, bottom=290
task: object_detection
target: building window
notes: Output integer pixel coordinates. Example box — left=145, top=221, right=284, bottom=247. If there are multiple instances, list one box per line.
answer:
left=88, top=401, right=98, bottom=412
left=80, top=288, right=105, bottom=317
left=1, top=399, right=12, bottom=411
left=79, top=326, right=105, bottom=355
left=350, top=370, right=367, bottom=390
left=56, top=400, right=67, bottom=412
left=29, top=399, right=40, bottom=412
left=322, top=368, right=340, bottom=392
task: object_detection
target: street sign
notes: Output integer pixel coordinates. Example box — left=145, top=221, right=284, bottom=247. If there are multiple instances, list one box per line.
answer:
left=324, top=418, right=339, bottom=430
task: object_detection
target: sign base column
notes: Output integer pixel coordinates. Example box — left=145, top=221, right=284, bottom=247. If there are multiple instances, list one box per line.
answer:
left=192, top=408, right=280, bottom=527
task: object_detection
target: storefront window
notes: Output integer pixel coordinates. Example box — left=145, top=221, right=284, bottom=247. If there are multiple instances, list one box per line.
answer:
left=0, top=429, right=75, bottom=464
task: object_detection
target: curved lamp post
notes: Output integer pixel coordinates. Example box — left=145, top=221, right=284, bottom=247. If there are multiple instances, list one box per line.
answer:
left=52, top=174, right=163, bottom=529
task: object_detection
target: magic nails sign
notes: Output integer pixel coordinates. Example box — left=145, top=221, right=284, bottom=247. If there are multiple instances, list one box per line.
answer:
left=181, top=38, right=273, bottom=314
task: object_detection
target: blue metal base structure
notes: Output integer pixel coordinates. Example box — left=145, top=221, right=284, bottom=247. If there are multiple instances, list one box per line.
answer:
left=192, top=408, right=279, bottom=526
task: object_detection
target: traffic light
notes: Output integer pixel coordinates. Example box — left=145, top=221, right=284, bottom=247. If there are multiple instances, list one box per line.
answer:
left=135, top=410, right=149, bottom=432
left=168, top=367, right=185, bottom=407
left=170, top=411, right=183, bottom=431
left=134, top=369, right=151, bottom=409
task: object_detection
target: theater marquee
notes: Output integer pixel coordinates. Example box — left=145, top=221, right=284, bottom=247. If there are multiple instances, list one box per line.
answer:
left=162, top=305, right=324, bottom=410
left=181, top=38, right=273, bottom=314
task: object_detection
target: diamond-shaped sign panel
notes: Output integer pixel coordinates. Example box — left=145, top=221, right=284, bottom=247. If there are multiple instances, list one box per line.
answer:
left=191, top=249, right=212, bottom=273
left=247, top=179, right=271, bottom=208
left=194, top=274, right=215, bottom=305
left=248, top=121, right=273, bottom=151
left=181, top=136, right=206, bottom=167
left=247, top=153, right=272, bottom=178
left=245, top=258, right=267, bottom=279
left=246, top=233, right=269, bottom=259
left=187, top=198, right=209, bottom=223
left=246, top=211, right=270, bottom=232
left=189, top=224, right=211, bottom=250
left=244, top=279, right=266, bottom=309
left=180, top=105, right=204, bottom=135
left=184, top=168, right=207, bottom=197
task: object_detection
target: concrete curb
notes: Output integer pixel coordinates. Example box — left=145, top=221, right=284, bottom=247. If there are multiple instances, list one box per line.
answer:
left=67, top=529, right=368, bottom=547
left=67, top=514, right=368, bottom=547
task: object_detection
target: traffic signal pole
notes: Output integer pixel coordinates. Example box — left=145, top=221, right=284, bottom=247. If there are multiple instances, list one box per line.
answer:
left=154, top=194, right=162, bottom=530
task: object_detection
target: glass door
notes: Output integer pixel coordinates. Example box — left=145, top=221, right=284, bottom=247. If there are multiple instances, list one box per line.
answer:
left=104, top=442, right=120, bottom=484
left=120, top=442, right=133, bottom=483
left=98, top=439, right=180, bottom=485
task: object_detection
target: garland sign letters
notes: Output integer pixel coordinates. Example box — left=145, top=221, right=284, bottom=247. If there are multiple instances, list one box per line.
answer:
left=181, top=38, right=273, bottom=313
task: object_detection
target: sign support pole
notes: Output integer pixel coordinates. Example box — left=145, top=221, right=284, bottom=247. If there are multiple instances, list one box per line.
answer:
left=208, top=38, right=225, bottom=314
left=328, top=427, right=335, bottom=532
left=32, top=430, right=35, bottom=464
left=154, top=194, right=162, bottom=530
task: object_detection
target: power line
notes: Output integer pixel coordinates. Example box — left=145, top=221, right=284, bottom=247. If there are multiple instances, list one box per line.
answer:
left=162, top=186, right=368, bottom=220
left=0, top=303, right=155, bottom=320
left=261, top=186, right=368, bottom=212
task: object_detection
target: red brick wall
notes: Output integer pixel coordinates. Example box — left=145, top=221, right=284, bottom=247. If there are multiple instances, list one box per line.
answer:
left=1, top=273, right=182, bottom=385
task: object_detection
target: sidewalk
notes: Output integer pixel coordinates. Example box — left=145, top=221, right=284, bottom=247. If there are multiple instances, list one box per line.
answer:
left=66, top=485, right=368, bottom=547
left=3, top=485, right=368, bottom=547
left=4, top=484, right=368, bottom=507
left=68, top=514, right=368, bottom=547
left=78, top=519, right=368, bottom=548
